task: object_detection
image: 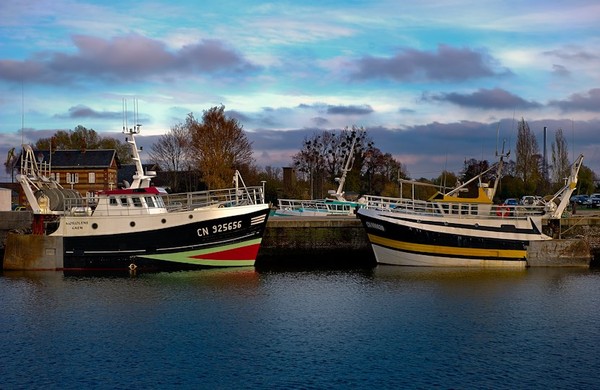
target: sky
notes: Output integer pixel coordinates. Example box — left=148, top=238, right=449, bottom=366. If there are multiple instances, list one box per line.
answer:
left=1, top=0, right=599, bottom=184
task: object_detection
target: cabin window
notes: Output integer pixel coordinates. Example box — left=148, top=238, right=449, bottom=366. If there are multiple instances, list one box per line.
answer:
left=145, top=196, right=155, bottom=207
left=109, top=196, right=118, bottom=206
left=132, top=197, right=142, bottom=207
left=88, top=172, right=96, bottom=184
left=119, top=197, right=129, bottom=207
left=155, top=197, right=166, bottom=208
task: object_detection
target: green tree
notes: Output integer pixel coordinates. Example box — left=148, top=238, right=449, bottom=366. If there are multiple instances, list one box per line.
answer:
left=34, top=126, right=131, bottom=164
left=576, top=164, right=595, bottom=195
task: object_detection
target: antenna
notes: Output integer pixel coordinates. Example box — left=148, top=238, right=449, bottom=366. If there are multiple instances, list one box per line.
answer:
left=495, top=122, right=500, bottom=156
left=122, top=98, right=127, bottom=133
left=21, top=81, right=24, bottom=145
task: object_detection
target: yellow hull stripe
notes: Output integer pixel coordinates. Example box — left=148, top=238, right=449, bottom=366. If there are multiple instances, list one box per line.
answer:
left=368, top=234, right=527, bottom=259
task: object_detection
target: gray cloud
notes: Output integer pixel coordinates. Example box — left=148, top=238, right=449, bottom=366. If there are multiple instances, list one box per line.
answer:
left=551, top=64, right=570, bottom=77
left=326, top=104, right=373, bottom=115
left=350, top=44, right=508, bottom=82
left=0, top=34, right=259, bottom=84
left=60, top=105, right=122, bottom=119
left=548, top=88, right=600, bottom=112
left=424, top=88, right=542, bottom=110
left=542, top=47, right=598, bottom=62
left=298, top=102, right=374, bottom=115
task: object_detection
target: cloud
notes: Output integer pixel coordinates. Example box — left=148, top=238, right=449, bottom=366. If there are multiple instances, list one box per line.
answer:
left=542, top=47, right=598, bottom=62
left=424, top=87, right=542, bottom=110
left=0, top=34, right=259, bottom=85
left=548, top=88, right=600, bottom=112
left=55, top=105, right=122, bottom=120
left=326, top=104, right=373, bottom=115
left=350, top=44, right=508, bottom=82
left=551, top=64, right=570, bottom=77
left=299, top=102, right=374, bottom=115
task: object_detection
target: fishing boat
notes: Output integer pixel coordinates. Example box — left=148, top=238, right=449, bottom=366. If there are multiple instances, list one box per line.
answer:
left=3, top=124, right=270, bottom=272
left=357, top=152, right=584, bottom=267
left=274, top=131, right=364, bottom=217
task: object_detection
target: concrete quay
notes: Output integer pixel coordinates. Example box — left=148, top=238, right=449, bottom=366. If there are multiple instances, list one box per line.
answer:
left=0, top=211, right=598, bottom=268
left=256, top=215, right=373, bottom=268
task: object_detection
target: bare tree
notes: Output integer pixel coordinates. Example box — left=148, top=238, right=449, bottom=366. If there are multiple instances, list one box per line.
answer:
left=148, top=123, right=192, bottom=191
left=515, top=117, right=540, bottom=193
left=291, top=126, right=370, bottom=198
left=551, top=128, right=570, bottom=186
left=292, top=132, right=327, bottom=198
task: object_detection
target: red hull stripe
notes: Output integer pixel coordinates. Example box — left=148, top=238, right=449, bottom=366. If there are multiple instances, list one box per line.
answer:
left=190, top=243, right=261, bottom=261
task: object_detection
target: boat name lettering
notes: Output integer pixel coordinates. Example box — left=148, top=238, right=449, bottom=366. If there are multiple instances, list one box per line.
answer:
left=197, top=220, right=243, bottom=236
left=366, top=221, right=385, bottom=231
left=66, top=221, right=89, bottom=226
left=66, top=220, right=88, bottom=230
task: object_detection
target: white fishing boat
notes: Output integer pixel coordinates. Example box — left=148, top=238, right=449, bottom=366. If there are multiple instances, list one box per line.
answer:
left=3, top=123, right=270, bottom=272
left=274, top=132, right=364, bottom=217
left=357, top=152, right=584, bottom=268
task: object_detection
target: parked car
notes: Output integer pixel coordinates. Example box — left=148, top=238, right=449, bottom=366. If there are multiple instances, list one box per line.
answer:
left=503, top=198, right=519, bottom=206
left=520, top=195, right=543, bottom=206
left=570, top=194, right=592, bottom=207
left=589, top=193, right=600, bottom=208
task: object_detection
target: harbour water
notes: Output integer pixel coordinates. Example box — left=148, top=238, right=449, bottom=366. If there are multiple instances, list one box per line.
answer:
left=1, top=263, right=599, bottom=389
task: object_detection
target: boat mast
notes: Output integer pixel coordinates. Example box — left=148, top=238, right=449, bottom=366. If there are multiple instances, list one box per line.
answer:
left=123, top=98, right=155, bottom=189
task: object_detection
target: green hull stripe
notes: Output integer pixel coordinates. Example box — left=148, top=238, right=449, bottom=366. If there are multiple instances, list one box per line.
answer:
left=139, top=238, right=262, bottom=267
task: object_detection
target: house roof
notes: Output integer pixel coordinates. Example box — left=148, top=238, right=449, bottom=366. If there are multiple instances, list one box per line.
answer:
left=34, top=149, right=120, bottom=169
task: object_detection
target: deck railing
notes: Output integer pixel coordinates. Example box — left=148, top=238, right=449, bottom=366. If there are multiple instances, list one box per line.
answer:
left=163, top=185, right=265, bottom=211
left=360, top=194, right=546, bottom=220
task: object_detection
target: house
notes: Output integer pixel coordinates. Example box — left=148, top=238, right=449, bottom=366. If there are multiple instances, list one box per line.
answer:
left=16, top=148, right=120, bottom=206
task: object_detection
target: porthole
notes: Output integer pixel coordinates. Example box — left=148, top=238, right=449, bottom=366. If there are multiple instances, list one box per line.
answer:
left=189, top=214, right=193, bottom=219
left=92, top=223, right=98, bottom=229
left=161, top=218, right=166, bottom=224
left=130, top=221, right=135, bottom=227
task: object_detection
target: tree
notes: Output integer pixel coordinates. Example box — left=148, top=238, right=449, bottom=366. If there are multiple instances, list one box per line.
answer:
left=514, top=118, right=540, bottom=193
left=461, top=158, right=491, bottom=183
left=551, top=128, right=570, bottom=188
left=34, top=126, right=131, bottom=164
left=148, top=123, right=193, bottom=191
left=186, top=105, right=255, bottom=189
left=361, top=147, right=406, bottom=195
left=291, top=126, right=376, bottom=198
left=576, top=164, right=595, bottom=195
left=4, top=147, right=18, bottom=182
left=292, top=132, right=327, bottom=198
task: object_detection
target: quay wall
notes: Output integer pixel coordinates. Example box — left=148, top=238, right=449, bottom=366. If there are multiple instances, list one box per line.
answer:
left=1, top=211, right=598, bottom=268
left=256, top=216, right=373, bottom=268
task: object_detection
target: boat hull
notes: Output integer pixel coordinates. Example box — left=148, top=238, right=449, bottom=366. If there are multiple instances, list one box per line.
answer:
left=4, top=205, right=270, bottom=272
left=357, top=208, right=551, bottom=268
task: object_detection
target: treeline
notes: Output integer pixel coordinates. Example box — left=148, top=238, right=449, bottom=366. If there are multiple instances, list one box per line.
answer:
left=7, top=107, right=597, bottom=205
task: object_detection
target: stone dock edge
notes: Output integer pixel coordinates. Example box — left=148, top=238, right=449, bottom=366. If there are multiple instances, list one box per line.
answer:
left=1, top=211, right=599, bottom=268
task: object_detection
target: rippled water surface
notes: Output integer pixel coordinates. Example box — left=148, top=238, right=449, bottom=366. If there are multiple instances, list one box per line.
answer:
left=1, top=265, right=600, bottom=389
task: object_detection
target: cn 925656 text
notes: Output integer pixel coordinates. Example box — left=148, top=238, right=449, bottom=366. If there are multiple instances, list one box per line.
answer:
left=197, top=221, right=242, bottom=237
